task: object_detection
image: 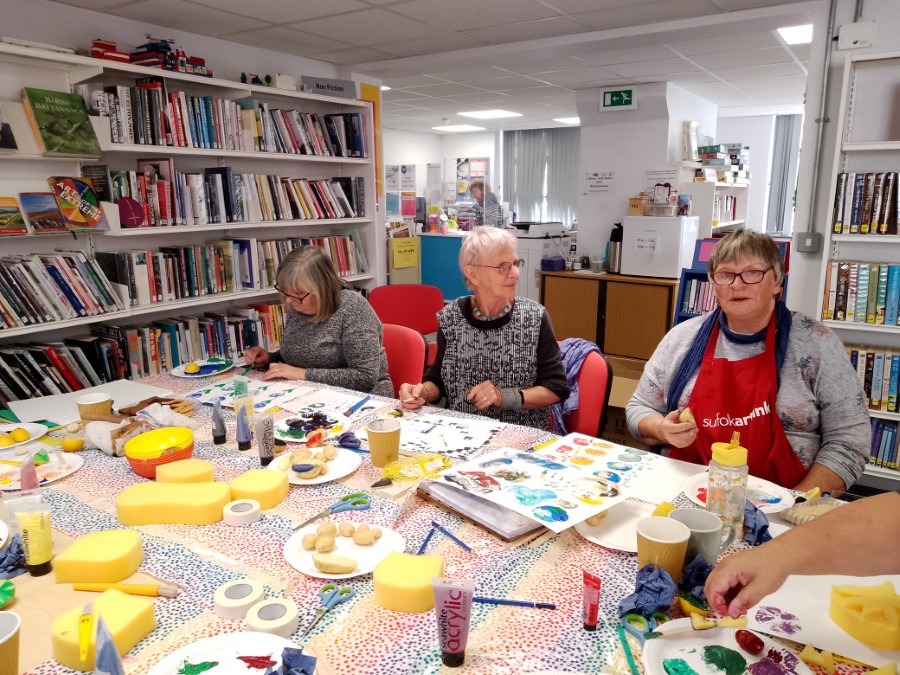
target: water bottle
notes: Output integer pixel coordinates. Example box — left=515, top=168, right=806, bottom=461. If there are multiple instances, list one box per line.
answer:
left=706, top=432, right=748, bottom=552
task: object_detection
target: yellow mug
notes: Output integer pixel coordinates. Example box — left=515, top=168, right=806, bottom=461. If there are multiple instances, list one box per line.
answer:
left=365, top=418, right=401, bottom=468
left=636, top=516, right=690, bottom=582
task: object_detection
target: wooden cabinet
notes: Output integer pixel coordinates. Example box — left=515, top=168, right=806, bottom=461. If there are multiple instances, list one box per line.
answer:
left=540, top=271, right=677, bottom=361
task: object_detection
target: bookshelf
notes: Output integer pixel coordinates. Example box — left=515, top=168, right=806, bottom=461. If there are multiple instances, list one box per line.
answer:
left=817, top=50, right=900, bottom=490
left=0, top=43, right=381, bottom=398
left=684, top=178, right=749, bottom=238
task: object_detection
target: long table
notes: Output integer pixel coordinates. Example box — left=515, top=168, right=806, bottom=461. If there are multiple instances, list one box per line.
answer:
left=9, top=373, right=781, bottom=674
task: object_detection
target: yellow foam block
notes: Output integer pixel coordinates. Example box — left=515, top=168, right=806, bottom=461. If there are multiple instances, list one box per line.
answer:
left=55, top=530, right=143, bottom=584
left=52, top=588, right=156, bottom=670
left=230, top=469, right=289, bottom=510
left=830, top=581, right=900, bottom=651
left=156, top=458, right=214, bottom=483
left=868, top=664, right=897, bottom=675
left=799, top=645, right=835, bottom=674
left=373, top=551, right=444, bottom=614
left=116, top=482, right=231, bottom=525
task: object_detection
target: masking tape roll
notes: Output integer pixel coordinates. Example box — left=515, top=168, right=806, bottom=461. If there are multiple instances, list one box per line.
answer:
left=223, top=499, right=262, bottom=526
left=213, top=579, right=266, bottom=621
left=245, top=598, right=300, bottom=638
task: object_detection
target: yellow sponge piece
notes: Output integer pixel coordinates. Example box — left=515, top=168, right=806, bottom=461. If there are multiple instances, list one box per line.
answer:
left=55, top=530, right=143, bottom=584
left=373, top=551, right=444, bottom=614
left=868, top=664, right=897, bottom=675
left=830, top=581, right=900, bottom=651
left=116, top=481, right=231, bottom=525
left=52, top=588, right=156, bottom=670
left=155, top=458, right=214, bottom=483
left=799, top=645, right=835, bottom=674
left=230, top=469, right=289, bottom=510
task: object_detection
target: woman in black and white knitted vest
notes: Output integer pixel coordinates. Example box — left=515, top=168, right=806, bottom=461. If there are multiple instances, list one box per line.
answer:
left=399, top=228, right=568, bottom=430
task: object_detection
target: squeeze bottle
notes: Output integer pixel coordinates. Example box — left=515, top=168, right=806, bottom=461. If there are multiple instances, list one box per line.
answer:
left=706, top=431, right=748, bottom=552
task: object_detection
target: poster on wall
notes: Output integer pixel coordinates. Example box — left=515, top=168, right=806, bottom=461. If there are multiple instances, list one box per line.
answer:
left=582, top=170, right=615, bottom=196
left=401, top=192, right=417, bottom=216
left=385, top=165, right=401, bottom=192
left=456, top=156, right=490, bottom=202
left=400, top=164, right=416, bottom=191
left=426, top=163, right=441, bottom=205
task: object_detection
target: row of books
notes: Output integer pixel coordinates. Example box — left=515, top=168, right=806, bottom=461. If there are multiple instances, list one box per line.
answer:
left=0, top=250, right=126, bottom=329
left=712, top=193, right=739, bottom=224
left=831, top=171, right=899, bottom=235
left=79, top=79, right=367, bottom=158
left=868, top=418, right=899, bottom=472
left=846, top=345, right=899, bottom=413
left=821, top=261, right=900, bottom=326
left=680, top=278, right=718, bottom=316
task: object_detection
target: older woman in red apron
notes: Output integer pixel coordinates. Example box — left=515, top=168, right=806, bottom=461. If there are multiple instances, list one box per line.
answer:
left=626, top=230, right=870, bottom=495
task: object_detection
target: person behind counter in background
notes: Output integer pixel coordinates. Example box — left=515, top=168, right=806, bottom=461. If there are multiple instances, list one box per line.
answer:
left=243, top=246, right=394, bottom=397
left=625, top=229, right=869, bottom=496
left=469, top=179, right=504, bottom=228
left=399, top=227, right=568, bottom=430
left=706, top=492, right=900, bottom=618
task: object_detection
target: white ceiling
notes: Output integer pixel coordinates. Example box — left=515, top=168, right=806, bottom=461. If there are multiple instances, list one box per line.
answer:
left=51, top=0, right=820, bottom=133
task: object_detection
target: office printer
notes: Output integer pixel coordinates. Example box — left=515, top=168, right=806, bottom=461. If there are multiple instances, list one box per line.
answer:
left=510, top=222, right=571, bottom=301
left=511, top=221, right=568, bottom=239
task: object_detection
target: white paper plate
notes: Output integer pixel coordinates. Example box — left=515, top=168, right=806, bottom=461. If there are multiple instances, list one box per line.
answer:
left=0, top=520, right=8, bottom=551
left=148, top=632, right=302, bottom=675
left=274, top=412, right=349, bottom=443
left=0, top=450, right=84, bottom=491
left=284, top=522, right=405, bottom=580
left=683, top=471, right=795, bottom=514
left=169, top=358, right=235, bottom=378
left=642, top=618, right=813, bottom=675
left=0, top=423, right=51, bottom=452
left=574, top=499, right=654, bottom=553
left=268, top=448, right=362, bottom=485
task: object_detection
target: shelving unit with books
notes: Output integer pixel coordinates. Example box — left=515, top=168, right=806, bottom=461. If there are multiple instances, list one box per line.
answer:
left=0, top=43, right=381, bottom=402
left=817, top=50, right=900, bottom=489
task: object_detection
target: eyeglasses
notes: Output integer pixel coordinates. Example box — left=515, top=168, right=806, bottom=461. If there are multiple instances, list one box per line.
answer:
left=275, top=285, right=311, bottom=303
left=710, top=267, right=773, bottom=285
left=474, top=258, right=525, bottom=276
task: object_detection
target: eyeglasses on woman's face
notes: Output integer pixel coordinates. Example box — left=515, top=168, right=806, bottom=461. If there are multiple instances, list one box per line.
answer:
left=709, top=267, right=773, bottom=286
left=474, top=258, right=525, bottom=276
left=275, top=285, right=311, bottom=304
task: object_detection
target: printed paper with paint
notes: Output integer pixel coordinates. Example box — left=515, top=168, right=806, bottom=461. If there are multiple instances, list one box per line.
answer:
left=356, top=410, right=503, bottom=460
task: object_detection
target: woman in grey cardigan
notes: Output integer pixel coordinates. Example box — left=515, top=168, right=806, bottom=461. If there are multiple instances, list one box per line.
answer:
left=243, top=246, right=393, bottom=397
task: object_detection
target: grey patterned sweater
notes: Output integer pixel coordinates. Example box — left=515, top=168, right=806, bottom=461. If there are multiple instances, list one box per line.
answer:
left=626, top=312, right=870, bottom=488
left=273, top=289, right=393, bottom=397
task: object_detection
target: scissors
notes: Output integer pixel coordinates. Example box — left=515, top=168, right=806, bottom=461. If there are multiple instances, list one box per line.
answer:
left=621, top=612, right=670, bottom=644
left=299, top=583, right=356, bottom=639
left=293, top=492, right=371, bottom=530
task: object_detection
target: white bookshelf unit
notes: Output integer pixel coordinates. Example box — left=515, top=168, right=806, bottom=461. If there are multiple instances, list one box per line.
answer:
left=688, top=180, right=750, bottom=238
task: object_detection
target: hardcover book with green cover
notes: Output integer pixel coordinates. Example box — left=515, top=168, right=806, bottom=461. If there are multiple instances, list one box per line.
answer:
left=21, top=87, right=101, bottom=157
left=47, top=176, right=109, bottom=231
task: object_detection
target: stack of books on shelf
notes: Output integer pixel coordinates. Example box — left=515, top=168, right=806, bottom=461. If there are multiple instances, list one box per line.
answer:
left=680, top=278, right=718, bottom=316
left=830, top=171, right=899, bottom=235
left=712, top=193, right=739, bottom=225
left=694, top=143, right=750, bottom=184
left=869, top=418, right=898, bottom=472
left=821, top=261, right=900, bottom=325
left=847, top=344, right=899, bottom=414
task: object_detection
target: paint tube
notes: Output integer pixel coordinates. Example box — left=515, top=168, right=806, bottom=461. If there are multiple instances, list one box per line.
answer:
left=583, top=570, right=601, bottom=631
left=15, top=502, right=53, bottom=576
left=232, top=373, right=254, bottom=420
left=432, top=577, right=474, bottom=668
left=236, top=404, right=252, bottom=451
left=212, top=398, right=226, bottom=445
left=255, top=414, right=275, bottom=467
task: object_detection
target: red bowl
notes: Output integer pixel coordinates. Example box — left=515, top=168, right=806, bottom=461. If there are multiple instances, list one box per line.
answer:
left=126, top=442, right=194, bottom=479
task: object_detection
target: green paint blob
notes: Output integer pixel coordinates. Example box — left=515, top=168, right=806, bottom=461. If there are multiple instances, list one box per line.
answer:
left=664, top=658, right=700, bottom=675
left=702, top=645, right=747, bottom=675
left=178, top=661, right=219, bottom=675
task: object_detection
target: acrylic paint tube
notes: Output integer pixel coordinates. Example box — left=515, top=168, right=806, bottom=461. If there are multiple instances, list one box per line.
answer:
left=583, top=570, right=601, bottom=631
left=432, top=577, right=474, bottom=667
left=15, top=504, right=53, bottom=576
left=255, top=414, right=275, bottom=467
left=236, top=404, right=252, bottom=451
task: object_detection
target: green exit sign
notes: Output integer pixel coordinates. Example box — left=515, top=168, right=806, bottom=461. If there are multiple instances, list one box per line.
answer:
left=601, top=88, right=636, bottom=111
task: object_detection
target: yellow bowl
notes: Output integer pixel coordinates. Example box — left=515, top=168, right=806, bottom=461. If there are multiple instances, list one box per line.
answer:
left=125, top=427, right=194, bottom=460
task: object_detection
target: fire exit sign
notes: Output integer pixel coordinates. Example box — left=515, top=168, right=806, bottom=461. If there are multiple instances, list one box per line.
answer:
left=601, top=88, right=636, bottom=111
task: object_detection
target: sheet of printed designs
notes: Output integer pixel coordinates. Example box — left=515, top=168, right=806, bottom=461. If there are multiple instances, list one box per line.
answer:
left=276, top=386, right=386, bottom=419
left=356, top=410, right=504, bottom=459
left=182, top=379, right=313, bottom=411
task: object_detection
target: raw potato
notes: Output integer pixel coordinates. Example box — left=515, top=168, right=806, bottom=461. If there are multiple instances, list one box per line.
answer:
left=301, top=534, right=318, bottom=551
left=65, top=422, right=81, bottom=433
left=352, top=530, right=375, bottom=546
left=356, top=524, right=370, bottom=533
left=317, top=522, right=337, bottom=537
left=322, top=445, right=337, bottom=461
left=586, top=512, right=608, bottom=526
left=371, top=528, right=382, bottom=540
left=291, top=448, right=313, bottom=462
left=315, top=535, right=335, bottom=553
left=295, top=459, right=325, bottom=478
left=338, top=522, right=355, bottom=537
left=312, top=553, right=357, bottom=575
left=679, top=407, right=696, bottom=425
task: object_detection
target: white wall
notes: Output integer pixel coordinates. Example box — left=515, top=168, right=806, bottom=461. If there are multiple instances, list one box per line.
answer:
left=382, top=128, right=442, bottom=195
left=716, top=115, right=776, bottom=233
left=666, top=84, right=719, bottom=163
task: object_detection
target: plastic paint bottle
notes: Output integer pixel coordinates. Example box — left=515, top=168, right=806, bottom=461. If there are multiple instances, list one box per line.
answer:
left=236, top=405, right=252, bottom=451
left=706, top=431, right=748, bottom=552
left=15, top=504, right=53, bottom=576
left=255, top=414, right=275, bottom=467
left=212, top=399, right=226, bottom=445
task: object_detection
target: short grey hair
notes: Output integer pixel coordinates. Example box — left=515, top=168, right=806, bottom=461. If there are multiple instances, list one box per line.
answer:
left=276, top=246, right=344, bottom=323
left=708, top=228, right=784, bottom=285
left=459, top=227, right=517, bottom=288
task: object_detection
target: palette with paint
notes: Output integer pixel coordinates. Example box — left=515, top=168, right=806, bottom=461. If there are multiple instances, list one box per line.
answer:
left=642, top=618, right=813, bottom=675
left=682, top=472, right=795, bottom=514
left=148, top=632, right=304, bottom=674
left=0, top=450, right=84, bottom=490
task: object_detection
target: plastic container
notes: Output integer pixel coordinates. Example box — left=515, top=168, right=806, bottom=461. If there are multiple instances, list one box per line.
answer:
left=643, top=202, right=678, bottom=217
left=705, top=432, right=748, bottom=552
left=125, top=427, right=195, bottom=479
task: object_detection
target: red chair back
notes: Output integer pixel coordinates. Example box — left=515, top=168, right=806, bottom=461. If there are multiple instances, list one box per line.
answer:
left=369, top=284, right=444, bottom=366
left=382, top=323, right=428, bottom=399
left=565, top=350, right=613, bottom=438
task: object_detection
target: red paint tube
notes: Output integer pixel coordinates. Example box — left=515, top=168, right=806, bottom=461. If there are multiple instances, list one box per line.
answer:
left=433, top=577, right=474, bottom=667
left=583, top=570, right=601, bottom=631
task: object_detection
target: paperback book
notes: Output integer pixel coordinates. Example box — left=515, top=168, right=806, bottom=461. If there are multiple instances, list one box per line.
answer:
left=21, top=87, right=101, bottom=157
left=0, top=196, right=27, bottom=235
left=47, top=177, right=109, bottom=231
left=19, top=192, right=68, bottom=234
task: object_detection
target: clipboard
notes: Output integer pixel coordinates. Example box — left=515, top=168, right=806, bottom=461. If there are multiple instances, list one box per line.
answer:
left=417, top=481, right=545, bottom=542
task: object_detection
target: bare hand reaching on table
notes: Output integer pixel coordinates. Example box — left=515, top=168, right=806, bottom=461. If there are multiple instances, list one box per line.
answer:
left=260, top=363, right=307, bottom=381
left=243, top=347, right=271, bottom=370
left=467, top=380, right=501, bottom=411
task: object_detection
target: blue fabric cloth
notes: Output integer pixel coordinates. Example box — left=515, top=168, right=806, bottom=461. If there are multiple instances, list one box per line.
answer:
left=680, top=554, right=714, bottom=602
left=550, top=338, right=601, bottom=435
left=282, top=646, right=317, bottom=675
left=94, top=615, right=126, bottom=675
left=743, top=500, right=773, bottom=546
left=665, top=300, right=794, bottom=415
left=618, top=564, right=677, bottom=618
left=0, top=535, right=26, bottom=579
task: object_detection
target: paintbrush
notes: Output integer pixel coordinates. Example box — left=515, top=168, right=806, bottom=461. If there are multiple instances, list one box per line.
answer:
left=73, top=582, right=181, bottom=598
left=343, top=395, right=371, bottom=417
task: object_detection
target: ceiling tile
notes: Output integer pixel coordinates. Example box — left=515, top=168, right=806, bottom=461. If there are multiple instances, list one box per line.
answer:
left=457, top=75, right=546, bottom=91
left=381, top=89, right=437, bottom=102
left=109, top=0, right=269, bottom=36
left=308, top=46, right=395, bottom=64
left=667, top=31, right=783, bottom=55
left=402, top=82, right=486, bottom=96
left=193, top=0, right=368, bottom=23
left=507, top=85, right=576, bottom=100
left=489, top=55, right=594, bottom=74
left=529, top=66, right=621, bottom=86
left=438, top=92, right=515, bottom=104
left=788, top=43, right=811, bottom=61
left=287, top=8, right=438, bottom=46
left=689, top=46, right=794, bottom=70
left=50, top=0, right=129, bottom=8
left=576, top=45, right=677, bottom=66
left=709, top=61, right=805, bottom=80
left=711, top=0, right=802, bottom=9
left=420, top=66, right=511, bottom=82
left=370, top=32, right=488, bottom=58
left=727, top=74, right=806, bottom=90
left=226, top=27, right=352, bottom=56
left=381, top=74, right=448, bottom=88
left=574, top=0, right=718, bottom=31
left=546, top=0, right=661, bottom=10
left=462, top=17, right=591, bottom=44
left=382, top=102, right=427, bottom=111
left=389, top=0, right=560, bottom=32
left=604, top=58, right=701, bottom=78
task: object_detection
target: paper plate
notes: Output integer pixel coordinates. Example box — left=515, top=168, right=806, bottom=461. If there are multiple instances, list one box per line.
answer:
left=683, top=471, right=795, bottom=514
left=0, top=451, right=84, bottom=491
left=284, top=522, right=405, bottom=580
left=0, top=520, right=8, bottom=551
left=169, top=358, right=235, bottom=378
left=574, top=499, right=654, bottom=553
left=268, top=448, right=361, bottom=485
left=274, top=412, right=349, bottom=443
left=0, top=423, right=50, bottom=452
left=642, top=618, right=813, bottom=675
left=148, top=632, right=301, bottom=675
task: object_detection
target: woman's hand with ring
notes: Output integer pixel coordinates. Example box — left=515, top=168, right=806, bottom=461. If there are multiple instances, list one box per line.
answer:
left=399, top=383, right=427, bottom=410
left=467, top=381, right=499, bottom=411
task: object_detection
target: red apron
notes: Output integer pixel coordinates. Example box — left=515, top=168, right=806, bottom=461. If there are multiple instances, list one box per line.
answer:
left=669, top=313, right=806, bottom=488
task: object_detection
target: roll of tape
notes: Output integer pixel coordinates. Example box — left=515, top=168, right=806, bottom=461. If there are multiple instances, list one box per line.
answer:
left=245, top=598, right=300, bottom=638
left=213, top=579, right=266, bottom=621
left=223, top=499, right=262, bottom=526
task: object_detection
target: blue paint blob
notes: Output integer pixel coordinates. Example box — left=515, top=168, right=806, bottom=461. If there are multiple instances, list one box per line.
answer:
left=510, top=486, right=557, bottom=506
left=747, top=488, right=781, bottom=504
left=606, top=462, right=633, bottom=472
left=592, top=470, right=622, bottom=483
left=532, top=505, right=568, bottom=523
left=481, top=457, right=513, bottom=467
left=617, top=453, right=644, bottom=463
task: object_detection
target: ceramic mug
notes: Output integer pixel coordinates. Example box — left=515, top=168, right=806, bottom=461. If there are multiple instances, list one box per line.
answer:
left=669, top=508, right=724, bottom=565
left=636, top=516, right=690, bottom=582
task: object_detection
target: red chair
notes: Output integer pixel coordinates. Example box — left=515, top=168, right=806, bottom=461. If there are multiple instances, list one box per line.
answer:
left=563, top=350, right=613, bottom=438
left=382, top=323, right=428, bottom=399
left=369, top=284, right=444, bottom=366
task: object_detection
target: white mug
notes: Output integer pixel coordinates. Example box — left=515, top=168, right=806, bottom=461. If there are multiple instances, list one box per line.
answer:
left=669, top=508, right=724, bottom=565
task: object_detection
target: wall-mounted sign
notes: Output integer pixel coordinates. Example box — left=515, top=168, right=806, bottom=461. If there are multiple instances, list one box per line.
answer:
left=301, top=76, right=357, bottom=99
left=600, top=88, right=636, bottom=111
